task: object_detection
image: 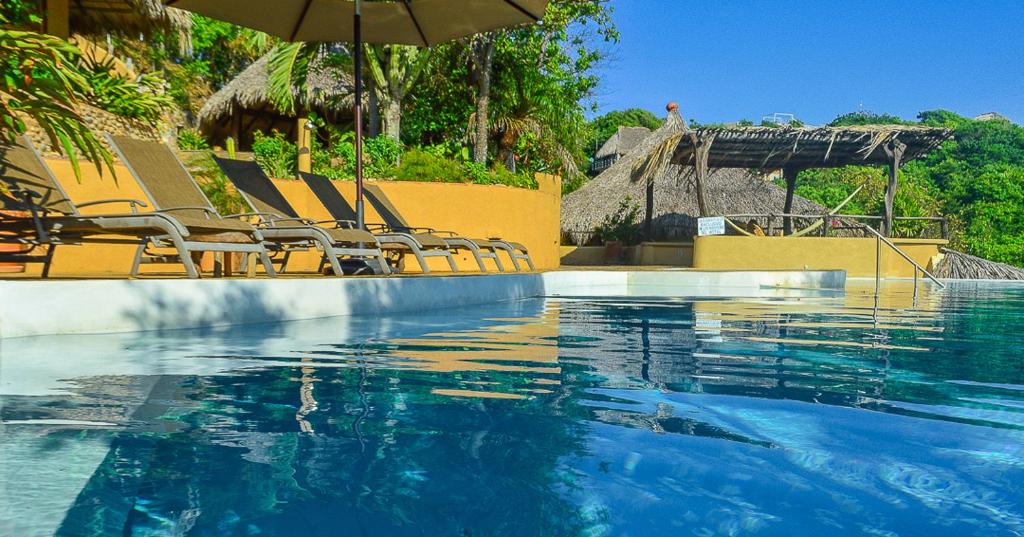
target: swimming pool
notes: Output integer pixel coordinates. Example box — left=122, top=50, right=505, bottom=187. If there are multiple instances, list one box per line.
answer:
left=2, top=281, right=1023, bottom=536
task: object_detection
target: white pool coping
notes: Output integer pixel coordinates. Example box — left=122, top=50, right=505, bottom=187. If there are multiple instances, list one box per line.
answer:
left=0, top=269, right=846, bottom=339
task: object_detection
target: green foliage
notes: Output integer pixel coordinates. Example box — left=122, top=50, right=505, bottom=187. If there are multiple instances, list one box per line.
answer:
left=829, top=110, right=913, bottom=127
left=181, top=151, right=246, bottom=216
left=404, top=0, right=618, bottom=181
left=394, top=148, right=537, bottom=188
left=309, top=132, right=400, bottom=180
left=594, top=197, right=641, bottom=245
left=176, top=128, right=210, bottom=151
left=585, top=108, right=662, bottom=155
left=0, top=13, right=113, bottom=179
left=394, top=149, right=465, bottom=183
left=790, top=109, right=1024, bottom=266
left=251, top=130, right=296, bottom=179
left=78, top=55, right=174, bottom=123
left=0, top=0, right=42, bottom=28
left=104, top=14, right=273, bottom=115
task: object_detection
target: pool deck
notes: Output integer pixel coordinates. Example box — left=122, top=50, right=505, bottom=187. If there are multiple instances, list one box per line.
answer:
left=0, top=269, right=846, bottom=338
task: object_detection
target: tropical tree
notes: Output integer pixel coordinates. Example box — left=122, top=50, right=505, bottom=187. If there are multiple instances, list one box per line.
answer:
left=463, top=0, right=618, bottom=170
left=1, top=13, right=112, bottom=177
left=586, top=108, right=662, bottom=156
left=267, top=41, right=429, bottom=145
left=364, top=44, right=431, bottom=141
left=468, top=32, right=497, bottom=164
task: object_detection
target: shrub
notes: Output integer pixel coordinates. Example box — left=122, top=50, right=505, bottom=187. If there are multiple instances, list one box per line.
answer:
left=78, top=55, right=175, bottom=124
left=251, top=130, right=296, bottom=178
left=364, top=135, right=401, bottom=177
left=176, top=128, right=210, bottom=150
left=180, top=151, right=246, bottom=215
left=394, top=148, right=464, bottom=183
left=311, top=133, right=400, bottom=179
left=594, top=198, right=641, bottom=245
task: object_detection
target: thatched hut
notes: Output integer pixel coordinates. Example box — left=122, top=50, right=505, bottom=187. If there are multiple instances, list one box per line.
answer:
left=590, top=126, right=651, bottom=175
left=563, top=110, right=827, bottom=244
left=69, top=0, right=192, bottom=37
left=197, top=53, right=354, bottom=149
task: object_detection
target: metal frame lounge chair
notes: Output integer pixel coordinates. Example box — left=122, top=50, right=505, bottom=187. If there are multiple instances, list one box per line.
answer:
left=362, top=183, right=535, bottom=271
left=0, top=136, right=249, bottom=279
left=104, top=135, right=277, bottom=277
left=298, top=172, right=459, bottom=273
left=212, top=156, right=391, bottom=275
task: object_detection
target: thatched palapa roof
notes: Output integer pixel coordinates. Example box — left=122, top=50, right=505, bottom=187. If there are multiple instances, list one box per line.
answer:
left=197, top=52, right=354, bottom=147
left=563, top=111, right=827, bottom=242
left=934, top=249, right=1024, bottom=280
left=651, top=123, right=951, bottom=172
left=595, top=126, right=652, bottom=159
left=70, top=0, right=192, bottom=37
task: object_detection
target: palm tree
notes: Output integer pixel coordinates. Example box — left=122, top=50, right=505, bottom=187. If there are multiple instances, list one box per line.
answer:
left=1, top=14, right=112, bottom=177
left=474, top=74, right=581, bottom=178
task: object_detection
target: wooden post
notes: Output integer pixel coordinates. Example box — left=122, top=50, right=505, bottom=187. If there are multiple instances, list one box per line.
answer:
left=296, top=117, right=312, bottom=175
left=44, top=0, right=70, bottom=38
left=644, top=178, right=655, bottom=240
left=692, top=134, right=712, bottom=217
left=881, top=140, right=905, bottom=237
left=782, top=167, right=799, bottom=235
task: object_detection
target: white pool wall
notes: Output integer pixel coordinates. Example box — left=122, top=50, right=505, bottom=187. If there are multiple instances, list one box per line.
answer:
left=0, top=270, right=845, bottom=338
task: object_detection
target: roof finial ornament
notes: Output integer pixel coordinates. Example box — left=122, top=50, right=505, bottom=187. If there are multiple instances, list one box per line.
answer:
left=666, top=101, right=678, bottom=112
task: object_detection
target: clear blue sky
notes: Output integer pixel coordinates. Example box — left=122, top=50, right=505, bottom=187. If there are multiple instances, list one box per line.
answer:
left=590, top=0, right=1024, bottom=125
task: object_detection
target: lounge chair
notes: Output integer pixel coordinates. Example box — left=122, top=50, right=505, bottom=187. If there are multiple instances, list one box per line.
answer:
left=212, top=156, right=391, bottom=275
left=363, top=183, right=535, bottom=271
left=0, top=136, right=248, bottom=279
left=299, top=172, right=459, bottom=273
left=104, top=135, right=278, bottom=277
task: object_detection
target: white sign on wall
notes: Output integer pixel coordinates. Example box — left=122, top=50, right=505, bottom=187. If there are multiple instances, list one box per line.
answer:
left=697, top=216, right=726, bottom=236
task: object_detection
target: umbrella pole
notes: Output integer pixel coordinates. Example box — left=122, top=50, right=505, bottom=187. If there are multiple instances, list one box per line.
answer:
left=353, top=0, right=365, bottom=229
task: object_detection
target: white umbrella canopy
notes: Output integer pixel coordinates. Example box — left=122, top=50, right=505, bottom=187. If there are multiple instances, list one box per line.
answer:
left=163, top=0, right=548, bottom=44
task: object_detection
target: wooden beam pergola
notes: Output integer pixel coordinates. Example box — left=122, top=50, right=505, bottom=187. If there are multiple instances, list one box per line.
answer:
left=638, top=124, right=951, bottom=237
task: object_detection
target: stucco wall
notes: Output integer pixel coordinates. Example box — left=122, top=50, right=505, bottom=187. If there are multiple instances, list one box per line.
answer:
left=21, top=158, right=561, bottom=277
left=692, top=236, right=947, bottom=278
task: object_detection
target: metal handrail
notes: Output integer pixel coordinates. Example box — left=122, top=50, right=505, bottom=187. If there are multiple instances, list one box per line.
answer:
left=859, top=223, right=945, bottom=303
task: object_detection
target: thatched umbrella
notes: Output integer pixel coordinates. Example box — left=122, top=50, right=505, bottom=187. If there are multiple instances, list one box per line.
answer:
left=933, top=249, right=1024, bottom=280
left=197, top=52, right=354, bottom=148
left=562, top=110, right=827, bottom=244
left=70, top=0, right=192, bottom=38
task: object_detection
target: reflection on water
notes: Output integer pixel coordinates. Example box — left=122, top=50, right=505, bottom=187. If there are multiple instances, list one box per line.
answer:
left=2, top=281, right=1024, bottom=536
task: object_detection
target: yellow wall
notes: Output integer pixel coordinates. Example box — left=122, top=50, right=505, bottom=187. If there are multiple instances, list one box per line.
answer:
left=20, top=159, right=561, bottom=277
left=271, top=175, right=561, bottom=273
left=560, top=242, right=694, bottom=267
left=692, top=236, right=947, bottom=278
left=635, top=241, right=693, bottom=266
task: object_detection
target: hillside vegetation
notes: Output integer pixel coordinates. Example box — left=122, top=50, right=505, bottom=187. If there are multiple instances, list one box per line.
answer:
left=792, top=111, right=1024, bottom=266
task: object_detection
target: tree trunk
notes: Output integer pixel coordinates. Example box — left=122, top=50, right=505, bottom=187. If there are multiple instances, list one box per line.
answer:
left=367, top=74, right=380, bottom=137
left=472, top=35, right=496, bottom=164
left=382, top=98, right=402, bottom=142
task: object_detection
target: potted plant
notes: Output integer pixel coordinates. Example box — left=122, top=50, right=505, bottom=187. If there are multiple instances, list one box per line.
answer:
left=594, top=198, right=641, bottom=263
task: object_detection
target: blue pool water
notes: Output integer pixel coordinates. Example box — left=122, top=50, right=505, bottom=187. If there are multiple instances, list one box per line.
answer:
left=2, top=281, right=1024, bottom=536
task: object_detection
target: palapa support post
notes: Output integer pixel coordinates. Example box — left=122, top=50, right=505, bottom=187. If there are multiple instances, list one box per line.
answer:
left=881, top=139, right=906, bottom=237
left=691, top=133, right=712, bottom=217
left=45, top=0, right=70, bottom=38
left=782, top=167, right=799, bottom=235
left=296, top=117, right=312, bottom=174
left=644, top=178, right=655, bottom=240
